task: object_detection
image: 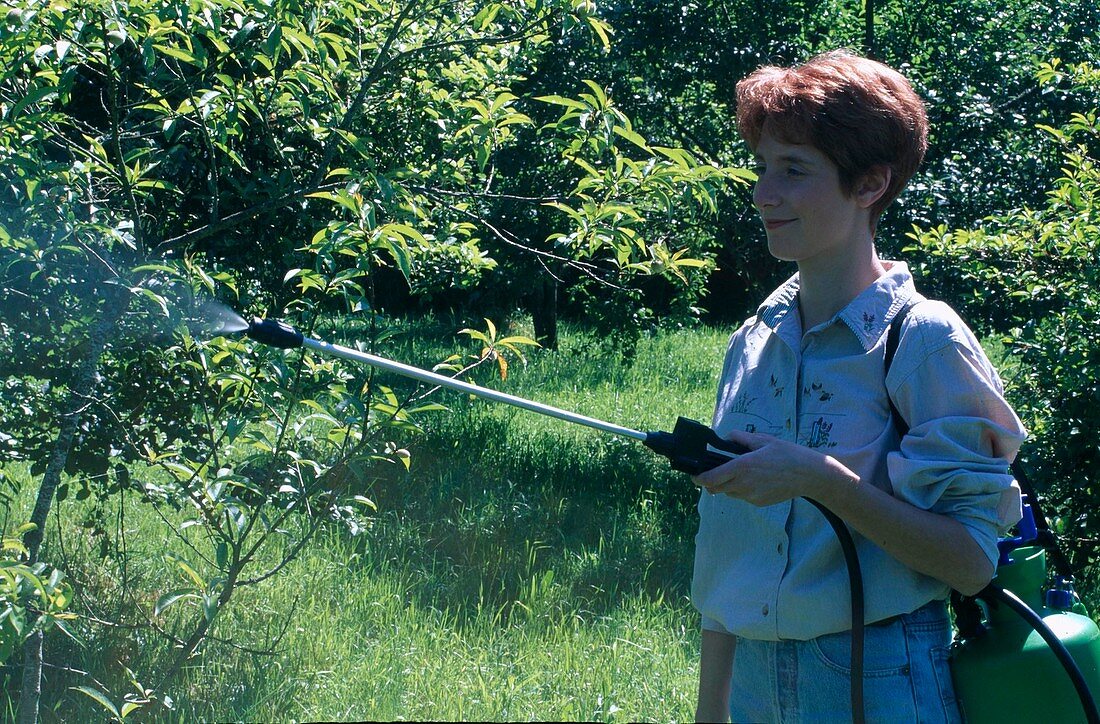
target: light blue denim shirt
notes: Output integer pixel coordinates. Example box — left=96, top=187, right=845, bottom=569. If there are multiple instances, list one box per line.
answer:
left=692, top=261, right=1026, bottom=641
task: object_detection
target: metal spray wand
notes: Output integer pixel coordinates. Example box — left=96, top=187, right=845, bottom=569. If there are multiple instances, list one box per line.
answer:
left=245, top=317, right=750, bottom=474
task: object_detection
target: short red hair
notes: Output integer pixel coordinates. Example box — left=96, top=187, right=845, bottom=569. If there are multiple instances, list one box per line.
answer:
left=736, top=50, right=928, bottom=228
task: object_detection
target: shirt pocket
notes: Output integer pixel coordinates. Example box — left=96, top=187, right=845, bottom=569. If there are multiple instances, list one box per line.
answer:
left=797, top=352, right=893, bottom=453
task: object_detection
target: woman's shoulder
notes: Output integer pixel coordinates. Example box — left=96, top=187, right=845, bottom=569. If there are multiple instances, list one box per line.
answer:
left=891, top=296, right=997, bottom=384
left=901, top=298, right=981, bottom=351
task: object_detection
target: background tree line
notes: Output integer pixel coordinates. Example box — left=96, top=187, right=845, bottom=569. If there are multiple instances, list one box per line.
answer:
left=0, top=0, right=1097, bottom=718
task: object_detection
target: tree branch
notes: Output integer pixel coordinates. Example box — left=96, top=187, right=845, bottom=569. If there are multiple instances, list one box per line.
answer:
left=155, top=180, right=342, bottom=251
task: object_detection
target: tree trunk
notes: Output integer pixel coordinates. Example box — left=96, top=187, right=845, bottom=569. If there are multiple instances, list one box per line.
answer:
left=18, top=289, right=127, bottom=724
left=530, top=277, right=558, bottom=350
left=864, top=0, right=875, bottom=58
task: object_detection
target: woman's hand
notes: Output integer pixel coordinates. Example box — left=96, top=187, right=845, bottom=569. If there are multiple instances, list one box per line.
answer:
left=690, top=429, right=856, bottom=506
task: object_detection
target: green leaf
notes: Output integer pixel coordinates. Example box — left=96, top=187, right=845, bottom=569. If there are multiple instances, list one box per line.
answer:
left=380, top=237, right=411, bottom=280
left=172, top=558, right=206, bottom=589
left=581, top=79, right=609, bottom=108
left=571, top=157, right=601, bottom=179
left=353, top=495, right=377, bottom=510
left=131, top=263, right=178, bottom=275
left=70, top=686, right=121, bottom=718
left=134, top=178, right=180, bottom=192
left=121, top=701, right=145, bottom=718
left=612, top=125, right=650, bottom=152
left=11, top=85, right=59, bottom=119
left=154, top=588, right=198, bottom=617
left=2, top=538, right=27, bottom=556
left=460, top=327, right=490, bottom=344
left=306, top=190, right=362, bottom=215
left=131, top=287, right=170, bottom=317
left=202, top=594, right=219, bottom=623
left=533, top=95, right=588, bottom=110
left=404, top=403, right=449, bottom=414
left=585, top=16, right=613, bottom=51
left=153, top=43, right=200, bottom=66
left=283, top=26, right=317, bottom=52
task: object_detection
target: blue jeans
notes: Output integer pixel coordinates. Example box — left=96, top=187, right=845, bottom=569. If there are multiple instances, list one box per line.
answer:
left=728, top=600, right=962, bottom=723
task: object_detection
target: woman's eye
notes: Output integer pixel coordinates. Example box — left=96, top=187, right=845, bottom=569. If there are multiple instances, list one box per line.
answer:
left=786, top=166, right=805, bottom=177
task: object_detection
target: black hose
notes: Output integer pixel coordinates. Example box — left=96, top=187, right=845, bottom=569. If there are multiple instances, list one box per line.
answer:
left=983, top=584, right=1100, bottom=724
left=807, top=498, right=865, bottom=724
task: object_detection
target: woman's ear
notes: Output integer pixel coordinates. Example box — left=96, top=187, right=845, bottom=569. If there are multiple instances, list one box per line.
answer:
left=855, top=165, right=892, bottom=209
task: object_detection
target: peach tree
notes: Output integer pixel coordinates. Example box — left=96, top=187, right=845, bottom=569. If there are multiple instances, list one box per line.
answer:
left=0, top=0, right=740, bottom=717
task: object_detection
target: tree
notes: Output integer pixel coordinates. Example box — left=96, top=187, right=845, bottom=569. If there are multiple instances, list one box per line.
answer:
left=0, top=0, right=738, bottom=716
left=907, top=59, right=1100, bottom=599
left=524, top=0, right=1100, bottom=323
left=874, top=0, right=1100, bottom=244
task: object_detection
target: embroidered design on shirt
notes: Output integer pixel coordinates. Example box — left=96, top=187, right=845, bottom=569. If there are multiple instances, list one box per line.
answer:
left=769, top=374, right=784, bottom=397
left=862, top=312, right=875, bottom=332
left=730, top=391, right=756, bottom=414
left=803, top=381, right=834, bottom=402
left=805, top=417, right=836, bottom=449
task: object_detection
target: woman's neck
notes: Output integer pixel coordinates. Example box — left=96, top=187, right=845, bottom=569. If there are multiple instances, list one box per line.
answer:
left=797, top=246, right=886, bottom=332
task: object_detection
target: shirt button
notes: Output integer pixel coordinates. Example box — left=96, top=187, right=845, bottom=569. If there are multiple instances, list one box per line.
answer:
left=762, top=604, right=769, bottom=617
left=776, top=542, right=784, bottom=555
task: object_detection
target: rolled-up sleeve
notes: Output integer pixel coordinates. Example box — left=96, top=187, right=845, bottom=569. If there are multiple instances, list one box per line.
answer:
left=886, top=305, right=1027, bottom=567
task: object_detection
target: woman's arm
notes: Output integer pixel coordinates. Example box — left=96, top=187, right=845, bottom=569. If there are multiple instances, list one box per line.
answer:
left=692, top=431, right=994, bottom=595
left=696, top=628, right=736, bottom=723
left=808, top=452, right=994, bottom=595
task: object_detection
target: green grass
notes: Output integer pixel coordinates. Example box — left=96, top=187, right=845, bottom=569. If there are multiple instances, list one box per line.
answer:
left=3, top=319, right=729, bottom=721
left=169, top=533, right=700, bottom=721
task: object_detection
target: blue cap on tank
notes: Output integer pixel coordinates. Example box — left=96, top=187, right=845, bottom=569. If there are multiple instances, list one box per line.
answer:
left=997, top=496, right=1038, bottom=567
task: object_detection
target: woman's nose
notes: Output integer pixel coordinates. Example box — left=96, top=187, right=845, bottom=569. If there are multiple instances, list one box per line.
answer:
left=753, top=173, right=778, bottom=209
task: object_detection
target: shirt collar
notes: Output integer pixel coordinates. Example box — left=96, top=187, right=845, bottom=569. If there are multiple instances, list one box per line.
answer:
left=756, top=271, right=801, bottom=331
left=756, top=261, right=919, bottom=351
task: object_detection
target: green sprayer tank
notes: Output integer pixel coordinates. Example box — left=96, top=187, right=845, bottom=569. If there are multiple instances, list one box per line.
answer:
left=951, top=546, right=1100, bottom=722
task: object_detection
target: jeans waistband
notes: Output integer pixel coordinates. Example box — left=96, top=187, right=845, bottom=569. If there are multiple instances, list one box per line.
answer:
left=868, top=598, right=947, bottom=627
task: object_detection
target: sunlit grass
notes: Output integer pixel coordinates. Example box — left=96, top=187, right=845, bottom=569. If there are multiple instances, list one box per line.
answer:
left=6, top=320, right=728, bottom=721
left=174, top=531, right=699, bottom=722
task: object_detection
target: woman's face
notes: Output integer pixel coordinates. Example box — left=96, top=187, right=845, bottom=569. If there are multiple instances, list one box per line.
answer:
left=751, top=127, right=872, bottom=267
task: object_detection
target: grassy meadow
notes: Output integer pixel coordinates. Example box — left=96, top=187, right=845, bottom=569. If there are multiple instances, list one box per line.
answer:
left=5, top=319, right=731, bottom=721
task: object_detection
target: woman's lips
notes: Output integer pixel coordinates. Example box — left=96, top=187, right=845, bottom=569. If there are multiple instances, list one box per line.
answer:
left=764, top=218, right=795, bottom=230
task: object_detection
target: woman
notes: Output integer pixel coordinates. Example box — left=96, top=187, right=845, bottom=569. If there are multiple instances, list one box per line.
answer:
left=691, top=50, right=1026, bottom=722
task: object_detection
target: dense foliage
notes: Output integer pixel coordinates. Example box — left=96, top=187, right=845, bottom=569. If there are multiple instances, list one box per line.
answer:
left=508, top=0, right=1100, bottom=317
left=909, top=59, right=1100, bottom=585
left=0, top=0, right=1097, bottom=718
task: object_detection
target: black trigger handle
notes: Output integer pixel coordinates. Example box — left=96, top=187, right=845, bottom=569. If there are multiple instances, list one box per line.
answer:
left=643, top=417, right=749, bottom=475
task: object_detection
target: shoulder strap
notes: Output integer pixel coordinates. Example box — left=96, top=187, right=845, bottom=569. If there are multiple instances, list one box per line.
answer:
left=883, top=302, right=1075, bottom=579
left=884, top=301, right=916, bottom=437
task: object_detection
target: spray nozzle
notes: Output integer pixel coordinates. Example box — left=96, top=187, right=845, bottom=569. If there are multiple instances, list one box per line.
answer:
left=246, top=318, right=304, bottom=349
